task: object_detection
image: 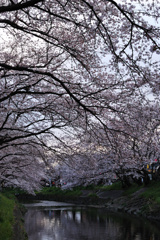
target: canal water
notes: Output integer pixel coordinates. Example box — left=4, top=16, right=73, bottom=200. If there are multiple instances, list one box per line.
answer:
left=24, top=200, right=160, bottom=240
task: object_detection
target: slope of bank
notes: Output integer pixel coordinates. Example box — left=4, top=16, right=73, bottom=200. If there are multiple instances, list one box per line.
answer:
left=2, top=182, right=160, bottom=239
left=104, top=188, right=160, bottom=222
left=0, top=193, right=15, bottom=240
left=81, top=185, right=160, bottom=222
left=0, top=193, right=27, bottom=240
left=17, top=181, right=160, bottom=223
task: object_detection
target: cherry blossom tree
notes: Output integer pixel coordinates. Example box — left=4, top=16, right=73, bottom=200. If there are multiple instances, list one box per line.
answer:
left=0, top=142, right=46, bottom=193
left=0, top=0, right=160, bottom=190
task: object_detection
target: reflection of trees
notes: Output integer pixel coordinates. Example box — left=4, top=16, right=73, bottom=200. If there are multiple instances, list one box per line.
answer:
left=104, top=212, right=160, bottom=240
left=25, top=208, right=61, bottom=240
left=25, top=207, right=160, bottom=240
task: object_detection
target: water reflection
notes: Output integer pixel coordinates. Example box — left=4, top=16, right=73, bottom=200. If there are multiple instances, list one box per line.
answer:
left=24, top=201, right=160, bottom=240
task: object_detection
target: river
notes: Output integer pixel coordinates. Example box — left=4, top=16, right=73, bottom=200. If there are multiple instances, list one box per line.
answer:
left=24, top=200, right=160, bottom=240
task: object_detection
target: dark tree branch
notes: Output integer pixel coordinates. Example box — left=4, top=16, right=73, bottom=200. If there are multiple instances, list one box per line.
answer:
left=0, top=0, right=43, bottom=13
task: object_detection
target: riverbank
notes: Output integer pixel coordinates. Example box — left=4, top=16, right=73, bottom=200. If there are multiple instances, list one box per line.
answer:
left=104, top=188, right=160, bottom=222
left=17, top=181, right=160, bottom=223
left=0, top=193, right=27, bottom=240
left=2, top=181, right=160, bottom=240
left=82, top=186, right=160, bottom=222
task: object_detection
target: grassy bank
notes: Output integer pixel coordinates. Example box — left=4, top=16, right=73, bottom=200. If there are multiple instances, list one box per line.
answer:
left=0, top=191, right=27, bottom=240
left=37, top=185, right=82, bottom=197
left=0, top=193, right=15, bottom=240
left=36, top=182, right=123, bottom=197
left=140, top=181, right=160, bottom=204
left=33, top=181, right=160, bottom=203
left=118, top=180, right=160, bottom=205
left=5, top=181, right=160, bottom=203
left=1, top=180, right=160, bottom=240
left=100, top=180, right=160, bottom=204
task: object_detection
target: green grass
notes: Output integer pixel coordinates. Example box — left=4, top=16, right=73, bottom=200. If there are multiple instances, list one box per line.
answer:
left=0, top=193, right=15, bottom=240
left=37, top=186, right=65, bottom=195
left=38, top=183, right=123, bottom=196
left=1, top=187, right=26, bottom=197
left=64, top=189, right=82, bottom=197
left=39, top=181, right=160, bottom=207
left=123, top=183, right=143, bottom=196
left=37, top=186, right=82, bottom=197
left=87, top=192, right=98, bottom=198
left=99, top=181, right=123, bottom=190
left=36, top=182, right=128, bottom=200
left=140, top=181, right=160, bottom=204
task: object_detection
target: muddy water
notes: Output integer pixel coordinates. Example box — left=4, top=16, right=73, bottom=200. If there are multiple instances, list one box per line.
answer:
left=24, top=200, right=160, bottom=240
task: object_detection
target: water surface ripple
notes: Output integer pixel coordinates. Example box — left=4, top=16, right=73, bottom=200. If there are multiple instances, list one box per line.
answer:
left=24, top=200, right=160, bottom=240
